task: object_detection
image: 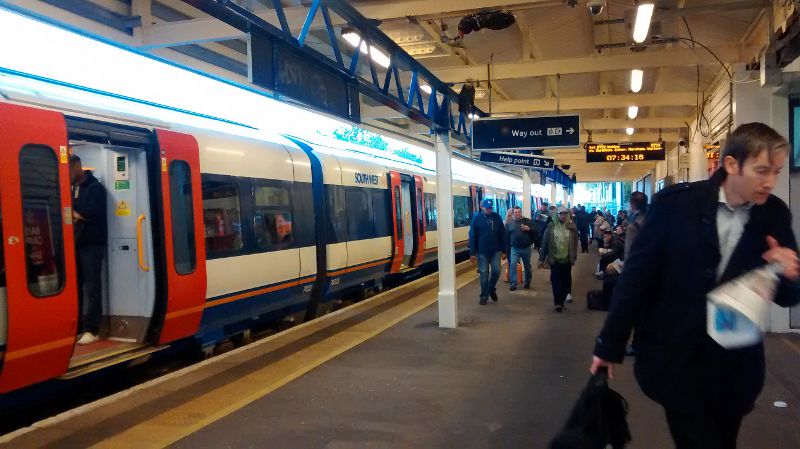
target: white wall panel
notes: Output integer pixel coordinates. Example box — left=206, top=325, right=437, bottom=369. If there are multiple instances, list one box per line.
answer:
left=206, top=250, right=299, bottom=298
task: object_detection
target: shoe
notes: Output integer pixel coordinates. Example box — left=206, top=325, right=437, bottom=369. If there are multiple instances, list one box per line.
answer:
left=566, top=294, right=573, bottom=303
left=510, top=285, right=517, bottom=291
left=490, top=291, right=498, bottom=302
left=555, top=306, right=563, bottom=313
left=523, top=283, right=530, bottom=289
left=480, top=297, right=488, bottom=305
left=77, top=332, right=99, bottom=345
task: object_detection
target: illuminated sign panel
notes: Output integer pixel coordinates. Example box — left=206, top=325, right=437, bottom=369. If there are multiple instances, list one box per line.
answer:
left=585, top=141, right=666, bottom=163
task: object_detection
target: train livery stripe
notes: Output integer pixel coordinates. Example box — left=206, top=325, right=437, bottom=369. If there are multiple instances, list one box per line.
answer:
left=327, top=258, right=391, bottom=276
left=425, top=239, right=469, bottom=253
left=165, top=305, right=207, bottom=321
left=205, top=277, right=316, bottom=309
left=3, top=337, right=75, bottom=362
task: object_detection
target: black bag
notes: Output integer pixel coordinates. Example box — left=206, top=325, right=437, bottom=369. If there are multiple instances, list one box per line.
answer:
left=549, top=369, right=632, bottom=449
left=586, top=290, right=608, bottom=311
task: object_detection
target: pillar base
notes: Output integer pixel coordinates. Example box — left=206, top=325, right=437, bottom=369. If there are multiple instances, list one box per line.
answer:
left=437, top=291, right=457, bottom=329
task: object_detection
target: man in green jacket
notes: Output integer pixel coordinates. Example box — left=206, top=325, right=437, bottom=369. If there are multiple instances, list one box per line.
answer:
left=539, top=206, right=579, bottom=312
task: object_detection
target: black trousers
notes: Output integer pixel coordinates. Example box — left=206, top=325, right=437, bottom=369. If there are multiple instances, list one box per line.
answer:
left=550, top=261, right=572, bottom=307
left=578, top=228, right=589, bottom=252
left=77, top=244, right=104, bottom=335
left=665, top=409, right=743, bottom=449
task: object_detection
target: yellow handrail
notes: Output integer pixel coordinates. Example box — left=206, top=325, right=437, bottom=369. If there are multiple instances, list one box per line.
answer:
left=137, top=213, right=150, bottom=272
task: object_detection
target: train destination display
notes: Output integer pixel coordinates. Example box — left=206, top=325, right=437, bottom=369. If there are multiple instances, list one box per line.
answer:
left=585, top=141, right=665, bottom=163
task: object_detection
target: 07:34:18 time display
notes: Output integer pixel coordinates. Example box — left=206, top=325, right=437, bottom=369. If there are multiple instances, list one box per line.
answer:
left=605, top=153, right=645, bottom=161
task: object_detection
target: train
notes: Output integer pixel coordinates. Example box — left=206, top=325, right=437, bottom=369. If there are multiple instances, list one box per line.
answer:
left=0, top=96, right=557, bottom=395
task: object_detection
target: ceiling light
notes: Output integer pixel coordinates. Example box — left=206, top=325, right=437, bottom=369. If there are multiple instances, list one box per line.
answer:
left=369, top=46, right=391, bottom=69
left=630, top=69, right=643, bottom=93
left=626, top=127, right=635, bottom=136
left=627, top=105, right=639, bottom=119
left=343, top=31, right=368, bottom=54
left=420, top=84, right=432, bottom=95
left=633, top=3, right=655, bottom=43
left=468, top=113, right=478, bottom=119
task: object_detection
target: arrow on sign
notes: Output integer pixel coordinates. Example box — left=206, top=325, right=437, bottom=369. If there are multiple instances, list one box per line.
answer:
left=566, top=128, right=575, bottom=135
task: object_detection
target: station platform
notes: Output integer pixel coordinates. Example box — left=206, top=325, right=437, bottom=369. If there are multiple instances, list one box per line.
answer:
left=3, top=252, right=800, bottom=449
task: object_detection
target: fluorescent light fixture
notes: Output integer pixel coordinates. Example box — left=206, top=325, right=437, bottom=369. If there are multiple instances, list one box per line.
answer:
left=627, top=105, right=639, bottom=119
left=468, top=113, right=478, bottom=119
left=630, top=69, right=644, bottom=93
left=343, top=31, right=368, bottom=54
left=420, top=84, right=432, bottom=95
left=369, top=46, right=391, bottom=69
left=633, top=3, right=655, bottom=43
left=626, top=127, right=635, bottom=136
left=342, top=30, right=391, bottom=68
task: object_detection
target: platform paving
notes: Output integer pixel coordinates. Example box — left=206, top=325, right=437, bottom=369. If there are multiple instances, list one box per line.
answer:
left=169, top=250, right=800, bottom=449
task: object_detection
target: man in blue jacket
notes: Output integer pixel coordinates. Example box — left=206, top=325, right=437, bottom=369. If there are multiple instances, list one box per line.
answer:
left=469, top=199, right=507, bottom=305
left=590, top=123, right=800, bottom=449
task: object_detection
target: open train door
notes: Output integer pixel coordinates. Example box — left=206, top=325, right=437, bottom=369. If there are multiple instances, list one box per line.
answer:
left=411, top=175, right=426, bottom=267
left=154, top=130, right=207, bottom=345
left=470, top=185, right=484, bottom=217
left=0, top=104, right=77, bottom=392
left=388, top=171, right=404, bottom=273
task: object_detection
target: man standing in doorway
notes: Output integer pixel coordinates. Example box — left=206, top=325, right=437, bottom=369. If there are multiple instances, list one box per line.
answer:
left=506, top=206, right=538, bottom=291
left=590, top=123, right=800, bottom=449
left=469, top=199, right=507, bottom=305
left=70, top=155, right=108, bottom=345
left=539, top=206, right=578, bottom=312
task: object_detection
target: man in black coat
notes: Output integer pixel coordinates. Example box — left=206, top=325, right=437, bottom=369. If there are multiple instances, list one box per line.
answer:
left=590, top=123, right=800, bottom=449
left=70, top=155, right=108, bottom=345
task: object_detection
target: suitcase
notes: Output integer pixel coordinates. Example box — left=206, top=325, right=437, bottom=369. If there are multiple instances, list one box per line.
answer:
left=587, top=290, right=609, bottom=311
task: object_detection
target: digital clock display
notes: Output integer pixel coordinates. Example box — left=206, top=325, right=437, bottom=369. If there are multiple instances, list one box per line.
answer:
left=585, top=141, right=666, bottom=163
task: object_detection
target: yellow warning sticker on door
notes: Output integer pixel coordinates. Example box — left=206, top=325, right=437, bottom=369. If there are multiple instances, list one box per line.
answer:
left=60, top=146, right=68, bottom=164
left=162, top=157, right=167, bottom=172
left=116, top=201, right=131, bottom=217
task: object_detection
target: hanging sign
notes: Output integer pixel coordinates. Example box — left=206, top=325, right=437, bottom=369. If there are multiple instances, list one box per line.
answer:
left=585, top=141, right=665, bottom=163
left=479, top=151, right=555, bottom=170
left=472, top=115, right=580, bottom=150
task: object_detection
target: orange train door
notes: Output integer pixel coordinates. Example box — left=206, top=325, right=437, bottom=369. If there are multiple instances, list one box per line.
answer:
left=0, top=104, right=77, bottom=392
left=154, top=130, right=207, bottom=345
left=412, top=175, right=426, bottom=267
left=388, top=171, right=404, bottom=273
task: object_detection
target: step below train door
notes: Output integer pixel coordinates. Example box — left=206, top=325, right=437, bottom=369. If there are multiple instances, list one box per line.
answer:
left=68, top=142, right=156, bottom=358
left=411, top=175, right=426, bottom=267
left=0, top=103, right=77, bottom=392
left=388, top=172, right=404, bottom=273
left=154, top=130, right=206, bottom=345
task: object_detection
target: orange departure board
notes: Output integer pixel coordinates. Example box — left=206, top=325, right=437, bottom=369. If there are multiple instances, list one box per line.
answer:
left=585, top=141, right=666, bottom=163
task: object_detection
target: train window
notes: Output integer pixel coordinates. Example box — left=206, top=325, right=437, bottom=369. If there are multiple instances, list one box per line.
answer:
left=325, top=185, right=349, bottom=244
left=169, top=161, right=196, bottom=275
left=19, top=145, right=66, bottom=297
left=424, top=193, right=437, bottom=231
left=393, top=186, right=403, bottom=237
left=371, top=189, right=391, bottom=237
left=254, top=184, right=293, bottom=251
left=346, top=188, right=375, bottom=240
left=202, top=178, right=243, bottom=258
left=416, top=188, right=424, bottom=237
left=453, top=196, right=471, bottom=227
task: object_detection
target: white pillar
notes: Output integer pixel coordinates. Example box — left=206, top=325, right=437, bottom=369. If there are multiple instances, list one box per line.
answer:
left=522, top=169, right=531, bottom=218
left=688, top=126, right=707, bottom=182
left=550, top=181, right=557, bottom=204
left=435, top=131, right=457, bottom=329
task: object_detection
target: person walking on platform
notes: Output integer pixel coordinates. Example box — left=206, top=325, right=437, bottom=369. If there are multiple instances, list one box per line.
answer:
left=70, top=155, right=108, bottom=346
left=590, top=123, right=800, bottom=449
left=503, top=208, right=514, bottom=283
left=539, top=206, right=578, bottom=312
left=624, top=191, right=648, bottom=261
left=576, top=205, right=591, bottom=253
left=469, top=199, right=508, bottom=305
left=506, top=206, right=539, bottom=291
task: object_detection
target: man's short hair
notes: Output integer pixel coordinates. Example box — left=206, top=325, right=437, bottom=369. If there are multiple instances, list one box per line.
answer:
left=722, top=123, right=789, bottom=172
left=630, top=191, right=648, bottom=212
left=68, top=154, right=81, bottom=165
left=512, top=205, right=522, bottom=211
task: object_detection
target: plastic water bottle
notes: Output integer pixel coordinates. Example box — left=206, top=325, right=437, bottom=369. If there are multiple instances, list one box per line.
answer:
left=706, top=263, right=782, bottom=349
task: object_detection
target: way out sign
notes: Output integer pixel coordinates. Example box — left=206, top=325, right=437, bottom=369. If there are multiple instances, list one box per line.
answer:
left=479, top=152, right=555, bottom=170
left=472, top=115, right=580, bottom=150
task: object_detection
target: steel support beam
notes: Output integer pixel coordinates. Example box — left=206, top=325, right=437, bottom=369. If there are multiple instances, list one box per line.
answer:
left=477, top=93, right=697, bottom=113
left=432, top=46, right=746, bottom=82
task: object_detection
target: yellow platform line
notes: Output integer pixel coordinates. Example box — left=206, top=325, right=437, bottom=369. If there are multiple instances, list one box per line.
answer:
left=84, top=270, right=478, bottom=449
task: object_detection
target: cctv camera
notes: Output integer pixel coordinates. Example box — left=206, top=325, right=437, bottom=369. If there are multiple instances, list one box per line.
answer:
left=587, top=0, right=605, bottom=16
left=678, top=140, right=687, bottom=147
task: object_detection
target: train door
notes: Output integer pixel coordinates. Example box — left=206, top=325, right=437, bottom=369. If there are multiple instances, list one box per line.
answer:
left=400, top=177, right=414, bottom=268
left=470, top=185, right=484, bottom=218
left=0, top=104, right=77, bottom=392
left=68, top=143, right=156, bottom=361
left=154, top=130, right=206, bottom=345
left=411, top=175, right=426, bottom=267
left=388, top=172, right=403, bottom=273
